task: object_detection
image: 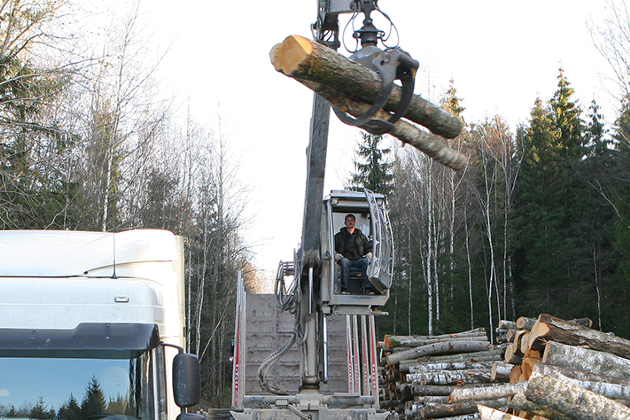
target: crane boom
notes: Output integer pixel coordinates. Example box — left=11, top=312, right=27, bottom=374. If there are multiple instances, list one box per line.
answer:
left=231, top=2, right=427, bottom=420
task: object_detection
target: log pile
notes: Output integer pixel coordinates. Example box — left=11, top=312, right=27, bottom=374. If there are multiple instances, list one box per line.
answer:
left=378, top=327, right=509, bottom=419
left=447, top=314, right=630, bottom=419
left=379, top=314, right=630, bottom=419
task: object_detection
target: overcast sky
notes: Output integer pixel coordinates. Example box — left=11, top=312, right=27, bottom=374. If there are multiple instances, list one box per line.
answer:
left=131, top=1, right=619, bottom=280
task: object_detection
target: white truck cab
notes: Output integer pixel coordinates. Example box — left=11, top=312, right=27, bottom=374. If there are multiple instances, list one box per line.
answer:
left=0, top=229, right=201, bottom=420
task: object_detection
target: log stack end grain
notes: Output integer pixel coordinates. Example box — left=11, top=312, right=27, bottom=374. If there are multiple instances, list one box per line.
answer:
left=269, top=35, right=314, bottom=76
left=379, top=315, right=630, bottom=419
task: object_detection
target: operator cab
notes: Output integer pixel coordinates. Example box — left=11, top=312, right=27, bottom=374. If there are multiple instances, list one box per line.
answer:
left=322, top=190, right=393, bottom=308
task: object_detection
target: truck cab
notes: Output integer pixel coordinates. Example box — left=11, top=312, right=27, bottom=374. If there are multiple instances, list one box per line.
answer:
left=0, top=230, right=200, bottom=420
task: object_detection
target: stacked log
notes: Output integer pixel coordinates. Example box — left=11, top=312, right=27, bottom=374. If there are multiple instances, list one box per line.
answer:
left=452, top=314, right=630, bottom=420
left=378, top=328, right=510, bottom=419
left=379, top=315, right=630, bottom=419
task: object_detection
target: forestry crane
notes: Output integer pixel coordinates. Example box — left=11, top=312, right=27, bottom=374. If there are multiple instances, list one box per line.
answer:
left=231, top=2, right=464, bottom=420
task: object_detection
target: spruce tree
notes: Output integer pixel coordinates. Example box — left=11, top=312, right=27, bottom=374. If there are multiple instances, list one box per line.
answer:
left=347, top=132, right=395, bottom=195
left=58, top=394, right=82, bottom=420
left=81, top=376, right=107, bottom=418
left=605, top=99, right=630, bottom=336
left=513, top=69, right=585, bottom=318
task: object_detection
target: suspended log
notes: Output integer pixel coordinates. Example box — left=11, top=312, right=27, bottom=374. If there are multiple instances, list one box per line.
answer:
left=507, top=392, right=572, bottom=420
left=270, top=35, right=463, bottom=139
left=422, top=398, right=508, bottom=418
left=386, top=340, right=492, bottom=366
left=542, top=340, right=630, bottom=381
left=525, top=374, right=630, bottom=419
left=477, top=405, right=528, bottom=420
left=532, top=363, right=630, bottom=404
left=448, top=381, right=527, bottom=403
left=297, top=79, right=467, bottom=171
left=530, top=314, right=630, bottom=358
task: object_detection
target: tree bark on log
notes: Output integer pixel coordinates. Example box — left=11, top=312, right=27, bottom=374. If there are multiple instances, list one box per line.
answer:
left=390, top=334, right=489, bottom=352
left=413, top=383, right=502, bottom=396
left=412, top=384, right=461, bottom=396
left=498, top=320, right=518, bottom=330
left=477, top=405, right=528, bottom=420
left=532, top=363, right=630, bottom=404
left=520, top=356, right=541, bottom=381
left=491, top=362, right=513, bottom=382
left=515, top=317, right=537, bottom=330
left=421, top=398, right=507, bottom=418
left=530, top=314, right=630, bottom=359
left=416, top=349, right=505, bottom=364
left=298, top=79, right=468, bottom=171
left=270, top=35, right=463, bottom=138
left=407, top=369, right=498, bottom=385
left=386, top=328, right=487, bottom=348
left=525, top=374, right=630, bottom=420
left=448, top=382, right=527, bottom=403
left=410, top=361, right=503, bottom=373
left=387, top=341, right=492, bottom=366
left=542, top=340, right=630, bottom=381
left=507, top=392, right=572, bottom=420
left=504, top=343, right=522, bottom=365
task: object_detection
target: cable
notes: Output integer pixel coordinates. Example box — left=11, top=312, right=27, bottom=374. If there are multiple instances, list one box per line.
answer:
left=257, top=260, right=302, bottom=395
left=256, top=327, right=297, bottom=395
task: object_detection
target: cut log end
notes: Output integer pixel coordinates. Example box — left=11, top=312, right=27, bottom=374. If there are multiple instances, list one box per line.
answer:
left=270, top=35, right=313, bottom=75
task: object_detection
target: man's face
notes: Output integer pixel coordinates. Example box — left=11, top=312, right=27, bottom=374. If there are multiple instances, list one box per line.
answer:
left=345, top=216, right=356, bottom=230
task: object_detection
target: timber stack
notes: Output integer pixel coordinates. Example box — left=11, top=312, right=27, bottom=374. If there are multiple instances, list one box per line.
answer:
left=378, top=327, right=510, bottom=419
left=379, top=314, right=630, bottom=419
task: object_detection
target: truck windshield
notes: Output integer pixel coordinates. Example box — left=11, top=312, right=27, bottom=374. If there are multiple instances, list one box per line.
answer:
left=0, top=352, right=155, bottom=420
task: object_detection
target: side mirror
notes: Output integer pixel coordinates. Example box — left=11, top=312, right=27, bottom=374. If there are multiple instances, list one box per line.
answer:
left=173, top=353, right=201, bottom=408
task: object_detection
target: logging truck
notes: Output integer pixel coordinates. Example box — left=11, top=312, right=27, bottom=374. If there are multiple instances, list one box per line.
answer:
left=0, top=229, right=203, bottom=420
left=230, top=1, right=463, bottom=420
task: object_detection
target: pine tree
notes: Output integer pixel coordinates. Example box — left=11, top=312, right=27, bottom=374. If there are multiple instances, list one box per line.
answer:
left=347, top=132, right=394, bottom=195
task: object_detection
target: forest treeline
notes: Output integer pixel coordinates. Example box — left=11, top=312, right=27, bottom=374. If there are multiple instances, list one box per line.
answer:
left=2, top=0, right=630, bottom=410
left=373, top=67, right=630, bottom=343
left=0, top=0, right=256, bottom=408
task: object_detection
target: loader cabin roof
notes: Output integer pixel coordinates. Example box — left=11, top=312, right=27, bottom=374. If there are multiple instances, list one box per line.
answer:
left=326, top=190, right=385, bottom=213
left=0, top=229, right=180, bottom=278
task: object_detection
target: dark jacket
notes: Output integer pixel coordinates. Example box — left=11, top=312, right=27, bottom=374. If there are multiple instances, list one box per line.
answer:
left=334, top=227, right=372, bottom=261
